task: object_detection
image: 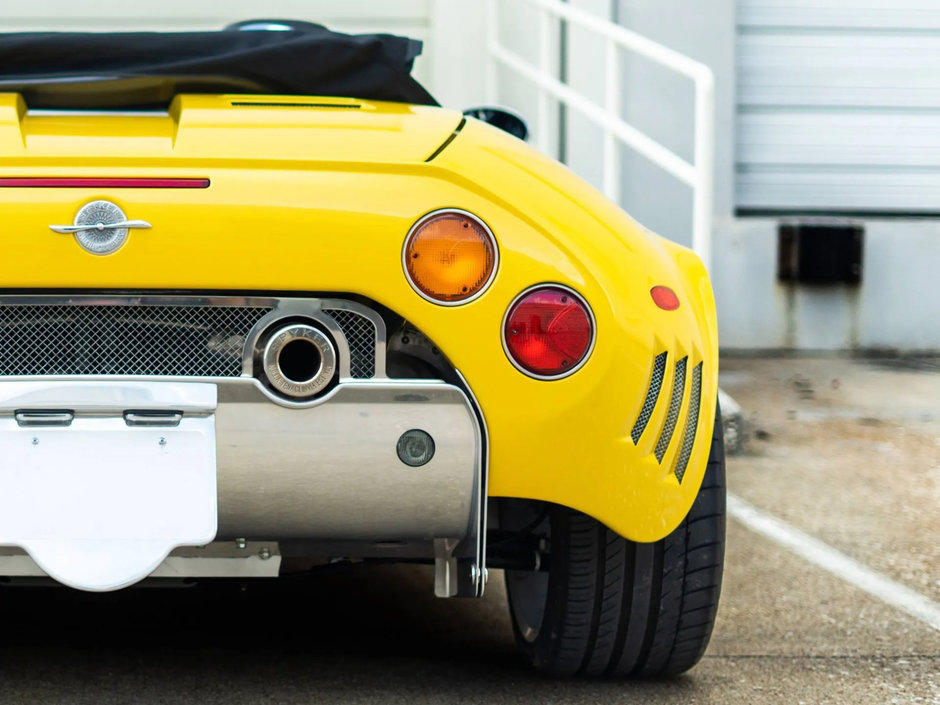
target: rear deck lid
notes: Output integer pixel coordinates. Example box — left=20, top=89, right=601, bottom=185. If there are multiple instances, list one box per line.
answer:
left=0, top=93, right=463, bottom=164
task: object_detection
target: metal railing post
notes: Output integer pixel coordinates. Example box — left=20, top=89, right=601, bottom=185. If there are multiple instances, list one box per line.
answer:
left=485, top=0, right=499, bottom=104
left=537, top=8, right=553, bottom=156
left=487, top=0, right=715, bottom=271
left=692, top=75, right=715, bottom=273
left=603, top=39, right=621, bottom=203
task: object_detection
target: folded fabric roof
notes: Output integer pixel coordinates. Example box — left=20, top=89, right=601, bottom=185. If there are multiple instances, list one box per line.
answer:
left=0, top=20, right=437, bottom=109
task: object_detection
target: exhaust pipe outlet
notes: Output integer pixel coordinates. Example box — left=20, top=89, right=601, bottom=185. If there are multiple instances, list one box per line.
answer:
left=262, top=324, right=337, bottom=398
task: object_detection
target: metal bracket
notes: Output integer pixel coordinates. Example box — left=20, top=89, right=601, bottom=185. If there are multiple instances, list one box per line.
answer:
left=433, top=538, right=460, bottom=598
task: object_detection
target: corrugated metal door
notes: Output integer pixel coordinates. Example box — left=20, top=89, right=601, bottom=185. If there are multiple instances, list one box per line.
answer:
left=736, top=0, right=940, bottom=213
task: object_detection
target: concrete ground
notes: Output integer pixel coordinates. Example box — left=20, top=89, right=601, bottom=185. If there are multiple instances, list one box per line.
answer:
left=0, top=356, right=937, bottom=703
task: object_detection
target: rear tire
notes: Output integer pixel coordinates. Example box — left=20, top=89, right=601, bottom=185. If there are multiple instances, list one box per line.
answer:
left=505, top=407, right=726, bottom=677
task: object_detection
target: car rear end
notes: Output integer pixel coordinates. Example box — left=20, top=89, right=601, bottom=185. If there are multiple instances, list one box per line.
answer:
left=0, top=91, right=723, bottom=675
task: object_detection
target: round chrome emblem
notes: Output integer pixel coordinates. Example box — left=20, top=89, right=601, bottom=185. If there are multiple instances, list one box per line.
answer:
left=49, top=201, right=151, bottom=254
left=72, top=200, right=131, bottom=255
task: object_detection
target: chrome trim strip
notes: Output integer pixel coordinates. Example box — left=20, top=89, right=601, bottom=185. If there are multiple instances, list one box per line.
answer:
left=454, top=368, right=489, bottom=597
left=401, top=208, right=500, bottom=307
left=0, top=294, right=275, bottom=307
left=0, top=541, right=282, bottom=580
left=0, top=375, right=447, bottom=411
left=0, top=380, right=217, bottom=415
left=0, top=293, right=376, bottom=311
left=500, top=283, right=597, bottom=381
left=49, top=220, right=151, bottom=234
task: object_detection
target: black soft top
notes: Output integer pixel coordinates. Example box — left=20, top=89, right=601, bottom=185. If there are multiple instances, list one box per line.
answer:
left=0, top=21, right=437, bottom=109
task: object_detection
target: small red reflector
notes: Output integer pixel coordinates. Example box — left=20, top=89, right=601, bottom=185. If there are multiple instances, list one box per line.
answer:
left=504, top=286, right=594, bottom=378
left=0, top=178, right=210, bottom=188
left=650, top=286, right=680, bottom=311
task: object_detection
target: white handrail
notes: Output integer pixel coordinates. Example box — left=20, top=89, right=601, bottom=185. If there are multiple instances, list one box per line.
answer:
left=485, top=0, right=715, bottom=272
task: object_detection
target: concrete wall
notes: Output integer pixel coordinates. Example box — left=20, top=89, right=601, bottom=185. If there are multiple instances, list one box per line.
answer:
left=567, top=0, right=940, bottom=352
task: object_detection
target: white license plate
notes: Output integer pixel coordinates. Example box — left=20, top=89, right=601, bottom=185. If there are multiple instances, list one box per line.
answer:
left=0, top=382, right=217, bottom=591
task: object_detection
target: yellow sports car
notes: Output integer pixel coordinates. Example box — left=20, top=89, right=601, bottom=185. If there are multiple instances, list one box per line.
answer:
left=0, top=22, right=723, bottom=677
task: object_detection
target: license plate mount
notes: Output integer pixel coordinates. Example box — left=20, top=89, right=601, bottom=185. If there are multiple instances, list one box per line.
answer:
left=0, top=381, right=217, bottom=591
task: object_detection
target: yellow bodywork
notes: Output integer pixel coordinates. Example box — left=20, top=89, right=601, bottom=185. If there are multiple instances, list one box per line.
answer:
left=0, top=93, right=718, bottom=543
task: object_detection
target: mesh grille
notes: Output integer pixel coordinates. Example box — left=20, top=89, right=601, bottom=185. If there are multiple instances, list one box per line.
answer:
left=674, top=362, right=703, bottom=483
left=655, top=356, right=688, bottom=463
left=631, top=352, right=667, bottom=444
left=323, top=309, right=376, bottom=378
left=0, top=305, right=271, bottom=378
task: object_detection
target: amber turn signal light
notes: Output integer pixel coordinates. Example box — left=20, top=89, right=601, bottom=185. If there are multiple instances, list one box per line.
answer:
left=403, top=209, right=497, bottom=304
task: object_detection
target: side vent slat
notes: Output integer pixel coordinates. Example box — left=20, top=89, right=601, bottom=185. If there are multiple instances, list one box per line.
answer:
left=631, top=352, right=667, bottom=444
left=655, top=356, right=688, bottom=463
left=674, top=362, right=703, bottom=483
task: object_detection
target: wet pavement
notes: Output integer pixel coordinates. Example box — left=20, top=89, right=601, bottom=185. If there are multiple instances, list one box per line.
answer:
left=0, top=356, right=937, bottom=703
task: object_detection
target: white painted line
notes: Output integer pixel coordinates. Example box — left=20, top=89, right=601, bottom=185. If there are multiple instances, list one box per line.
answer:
left=727, top=493, right=940, bottom=633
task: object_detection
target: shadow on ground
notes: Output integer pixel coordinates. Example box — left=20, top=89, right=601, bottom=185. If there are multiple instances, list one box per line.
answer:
left=0, top=564, right=703, bottom=704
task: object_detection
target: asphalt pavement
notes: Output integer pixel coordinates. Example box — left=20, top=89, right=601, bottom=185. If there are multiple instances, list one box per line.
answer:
left=0, top=356, right=937, bottom=703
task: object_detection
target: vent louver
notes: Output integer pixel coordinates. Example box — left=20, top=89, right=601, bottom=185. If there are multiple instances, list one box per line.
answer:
left=655, top=356, right=688, bottom=463
left=631, top=352, right=667, bottom=443
left=674, top=362, right=703, bottom=483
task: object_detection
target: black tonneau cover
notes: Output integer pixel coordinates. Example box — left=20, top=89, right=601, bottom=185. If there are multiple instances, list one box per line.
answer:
left=0, top=21, right=437, bottom=109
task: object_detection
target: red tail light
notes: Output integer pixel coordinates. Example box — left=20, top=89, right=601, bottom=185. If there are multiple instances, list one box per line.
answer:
left=650, top=285, right=680, bottom=311
left=503, top=286, right=594, bottom=378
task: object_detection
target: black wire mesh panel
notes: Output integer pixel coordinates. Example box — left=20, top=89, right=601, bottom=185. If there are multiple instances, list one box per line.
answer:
left=631, top=352, right=668, bottom=444
left=674, top=362, right=703, bottom=484
left=323, top=309, right=377, bottom=379
left=0, top=305, right=272, bottom=377
left=655, top=356, right=688, bottom=463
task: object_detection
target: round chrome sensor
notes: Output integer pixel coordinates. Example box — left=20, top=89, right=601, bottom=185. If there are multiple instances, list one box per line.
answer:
left=262, top=324, right=337, bottom=398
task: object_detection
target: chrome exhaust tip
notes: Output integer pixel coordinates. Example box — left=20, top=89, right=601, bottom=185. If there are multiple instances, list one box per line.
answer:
left=261, top=324, right=337, bottom=398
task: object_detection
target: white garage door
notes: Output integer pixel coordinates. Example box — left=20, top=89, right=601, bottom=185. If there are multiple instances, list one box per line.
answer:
left=736, top=0, right=940, bottom=214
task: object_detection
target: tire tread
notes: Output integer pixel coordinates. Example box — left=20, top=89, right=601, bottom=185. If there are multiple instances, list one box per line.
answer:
left=507, top=406, right=726, bottom=678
